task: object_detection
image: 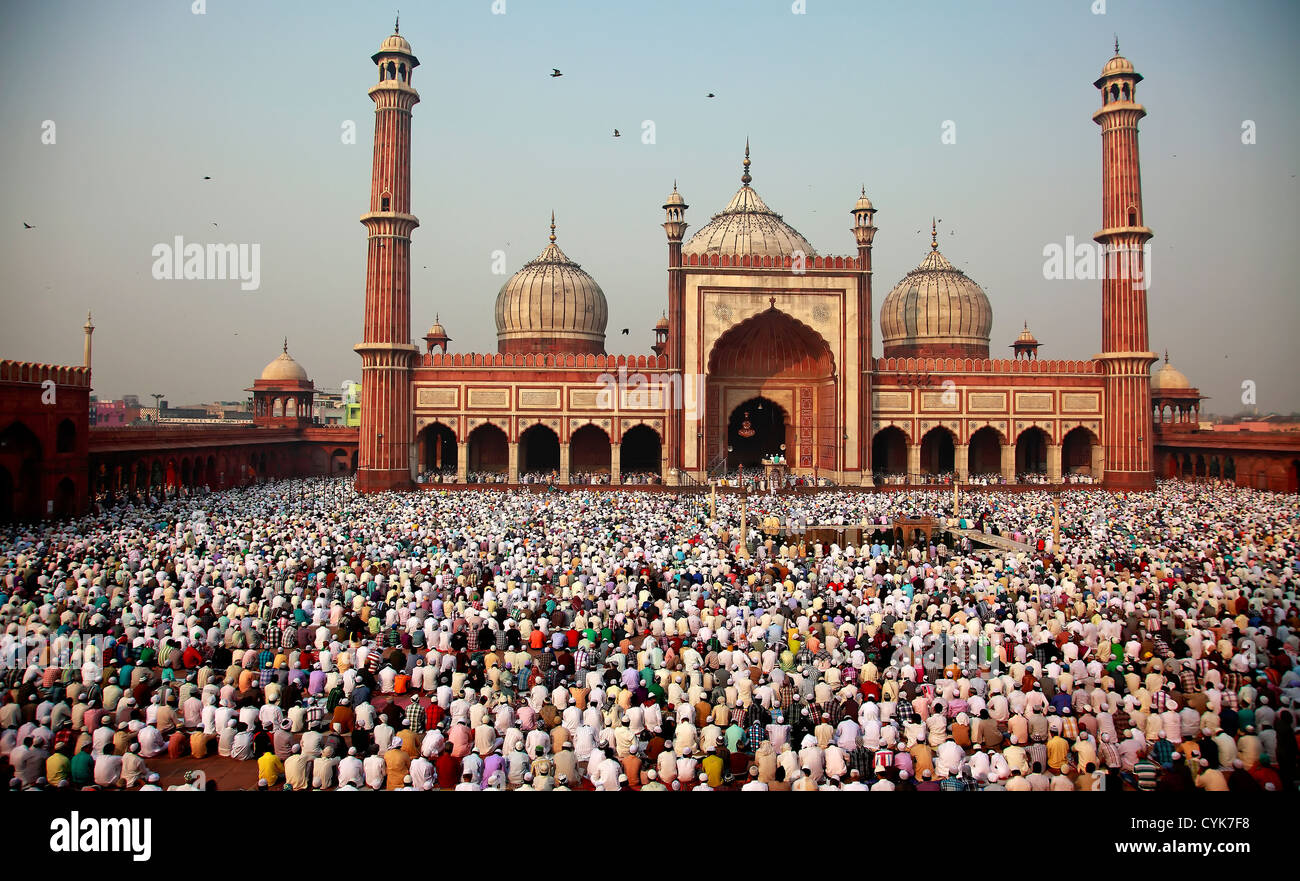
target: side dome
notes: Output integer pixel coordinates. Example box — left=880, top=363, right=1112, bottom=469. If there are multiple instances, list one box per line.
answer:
left=380, top=33, right=411, bottom=53
left=494, top=214, right=608, bottom=356
left=1101, top=53, right=1134, bottom=77
left=880, top=232, right=993, bottom=359
left=1151, top=353, right=1191, bottom=391
left=682, top=142, right=817, bottom=260
left=260, top=342, right=309, bottom=382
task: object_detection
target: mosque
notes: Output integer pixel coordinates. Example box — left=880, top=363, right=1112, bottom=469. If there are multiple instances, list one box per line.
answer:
left=4, top=27, right=1298, bottom=523
left=355, top=26, right=1181, bottom=492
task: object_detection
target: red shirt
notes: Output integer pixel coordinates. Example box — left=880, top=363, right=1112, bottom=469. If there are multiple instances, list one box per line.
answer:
left=435, top=753, right=460, bottom=790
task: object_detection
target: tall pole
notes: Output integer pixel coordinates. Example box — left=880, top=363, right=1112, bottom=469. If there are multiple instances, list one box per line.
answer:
left=738, top=489, right=749, bottom=559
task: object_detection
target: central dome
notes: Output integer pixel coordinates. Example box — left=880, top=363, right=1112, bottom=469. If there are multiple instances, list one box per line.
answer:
left=880, top=233, right=993, bottom=359
left=494, top=214, right=608, bottom=356
left=683, top=143, right=817, bottom=259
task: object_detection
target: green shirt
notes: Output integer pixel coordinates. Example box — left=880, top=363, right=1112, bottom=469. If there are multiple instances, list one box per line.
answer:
left=725, top=724, right=745, bottom=753
left=70, top=750, right=95, bottom=786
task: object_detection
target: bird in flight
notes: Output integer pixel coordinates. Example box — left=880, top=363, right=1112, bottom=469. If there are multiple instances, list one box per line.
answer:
left=620, top=328, right=630, bottom=335
left=706, top=92, right=716, bottom=98
left=550, top=69, right=562, bottom=78
left=203, top=176, right=211, bottom=180
left=613, top=129, right=620, bottom=137
left=22, top=222, right=34, bottom=229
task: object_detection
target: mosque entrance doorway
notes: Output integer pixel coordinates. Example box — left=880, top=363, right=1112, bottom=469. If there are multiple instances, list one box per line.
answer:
left=467, top=424, right=508, bottom=475
left=0, top=421, right=42, bottom=522
left=967, top=426, right=1003, bottom=477
left=872, top=427, right=908, bottom=481
left=620, top=425, right=662, bottom=478
left=1062, top=426, right=1099, bottom=477
left=418, top=423, right=457, bottom=476
left=520, top=424, right=560, bottom=476
left=0, top=466, right=12, bottom=522
left=1016, top=427, right=1049, bottom=476
left=726, top=397, right=789, bottom=470
left=705, top=306, right=836, bottom=477
left=920, top=427, right=956, bottom=477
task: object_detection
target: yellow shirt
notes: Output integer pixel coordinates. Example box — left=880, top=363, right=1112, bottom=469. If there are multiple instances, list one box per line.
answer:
left=46, top=752, right=71, bottom=785
left=702, top=754, right=724, bottom=788
left=1046, top=735, right=1070, bottom=771
left=258, top=752, right=284, bottom=786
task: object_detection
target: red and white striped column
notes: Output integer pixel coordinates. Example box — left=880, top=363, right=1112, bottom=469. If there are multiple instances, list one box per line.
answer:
left=1093, top=50, right=1157, bottom=490
left=355, top=28, right=421, bottom=492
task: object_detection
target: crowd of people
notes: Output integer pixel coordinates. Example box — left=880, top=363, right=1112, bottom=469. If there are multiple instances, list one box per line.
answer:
left=465, top=471, right=509, bottom=485
left=714, top=471, right=835, bottom=490
left=568, top=471, right=613, bottom=486
left=1, top=476, right=1296, bottom=791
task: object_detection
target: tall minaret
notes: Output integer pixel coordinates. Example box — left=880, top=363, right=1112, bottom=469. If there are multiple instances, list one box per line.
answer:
left=83, top=311, right=94, bottom=369
left=355, top=20, right=420, bottom=492
left=1093, top=41, right=1157, bottom=490
left=851, top=187, right=877, bottom=481
left=662, top=182, right=688, bottom=477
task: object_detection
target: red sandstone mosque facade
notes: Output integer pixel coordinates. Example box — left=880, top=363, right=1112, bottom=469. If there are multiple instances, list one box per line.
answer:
left=354, top=28, right=1193, bottom=493
left=2, top=28, right=1297, bottom=522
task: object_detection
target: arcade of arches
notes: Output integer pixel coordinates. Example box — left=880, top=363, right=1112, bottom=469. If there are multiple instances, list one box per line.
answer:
left=1159, top=449, right=1300, bottom=493
left=67, top=437, right=359, bottom=523
left=868, top=424, right=1103, bottom=485
left=455, top=421, right=663, bottom=483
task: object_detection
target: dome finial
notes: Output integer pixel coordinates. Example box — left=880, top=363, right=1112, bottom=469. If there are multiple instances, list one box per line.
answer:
left=1114, top=34, right=1119, bottom=56
left=549, top=211, right=556, bottom=244
left=931, top=218, right=938, bottom=251
left=1164, top=349, right=1169, bottom=364
left=283, top=337, right=288, bottom=354
left=395, top=11, right=400, bottom=34
left=741, top=138, right=752, bottom=186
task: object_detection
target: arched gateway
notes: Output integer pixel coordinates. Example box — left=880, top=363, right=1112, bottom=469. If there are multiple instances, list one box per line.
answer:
left=705, top=306, right=836, bottom=476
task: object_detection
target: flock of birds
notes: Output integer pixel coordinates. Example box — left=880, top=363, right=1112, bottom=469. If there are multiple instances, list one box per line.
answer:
left=17, top=67, right=1297, bottom=233
left=551, top=67, right=716, bottom=140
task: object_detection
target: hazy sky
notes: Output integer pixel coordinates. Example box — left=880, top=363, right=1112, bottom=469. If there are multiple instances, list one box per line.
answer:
left=2, top=0, right=1297, bottom=413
